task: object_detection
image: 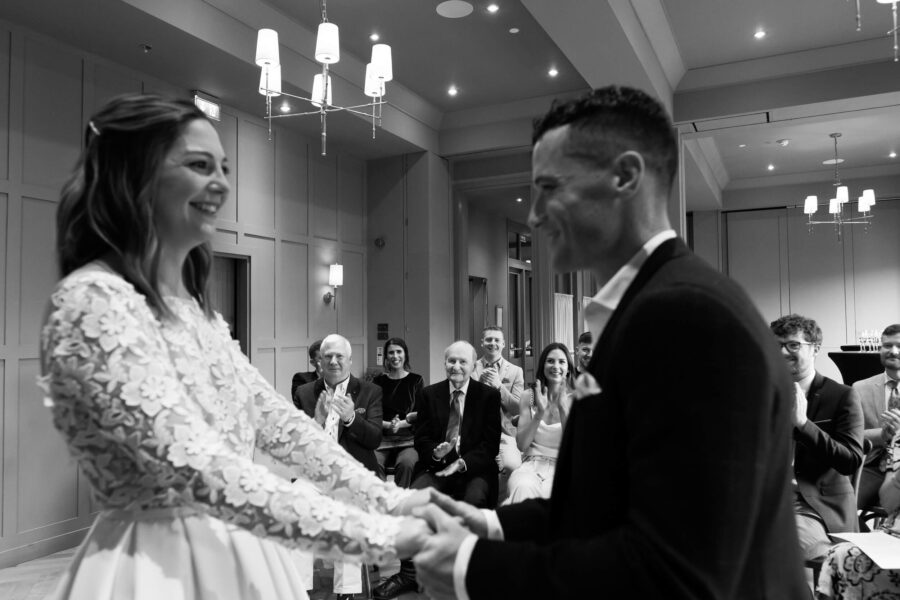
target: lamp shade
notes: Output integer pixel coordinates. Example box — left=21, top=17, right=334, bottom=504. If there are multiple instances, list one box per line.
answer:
left=258, top=66, right=282, bottom=97
left=371, top=44, right=393, bottom=81
left=329, top=264, right=344, bottom=287
left=804, top=195, right=818, bottom=214
left=862, top=189, right=876, bottom=206
left=836, top=185, right=849, bottom=203
left=255, top=29, right=280, bottom=67
left=315, top=22, right=340, bottom=64
left=858, top=196, right=871, bottom=212
left=311, top=74, right=333, bottom=107
left=364, top=63, right=386, bottom=98
left=828, top=198, right=840, bottom=214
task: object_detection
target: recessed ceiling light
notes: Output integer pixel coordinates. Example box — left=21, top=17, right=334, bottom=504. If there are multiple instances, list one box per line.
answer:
left=754, top=29, right=766, bottom=39
left=738, top=144, right=747, bottom=148
left=776, top=138, right=790, bottom=147
left=822, top=157, right=844, bottom=165
left=436, top=0, right=474, bottom=18
left=487, top=3, right=499, bottom=13
left=280, top=102, right=290, bottom=113
left=890, top=151, right=898, bottom=158
left=767, top=164, right=775, bottom=171
left=516, top=197, right=523, bottom=203
left=548, top=67, right=559, bottom=77
left=369, top=33, right=380, bottom=42
left=509, top=27, right=520, bottom=34
left=448, top=85, right=458, bottom=96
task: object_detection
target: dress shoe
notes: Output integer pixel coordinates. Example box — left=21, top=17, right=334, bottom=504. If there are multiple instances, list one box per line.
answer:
left=372, top=573, right=417, bottom=599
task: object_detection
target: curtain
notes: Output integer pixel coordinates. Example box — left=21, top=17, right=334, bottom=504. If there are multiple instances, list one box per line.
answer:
left=553, top=293, right=574, bottom=351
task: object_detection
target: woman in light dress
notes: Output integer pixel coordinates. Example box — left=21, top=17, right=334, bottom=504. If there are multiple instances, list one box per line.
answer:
left=39, top=94, right=429, bottom=600
left=504, top=342, right=573, bottom=504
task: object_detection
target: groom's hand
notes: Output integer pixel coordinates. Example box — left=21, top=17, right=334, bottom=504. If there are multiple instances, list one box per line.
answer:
left=393, top=489, right=431, bottom=516
left=395, top=516, right=432, bottom=558
left=427, top=489, right=488, bottom=538
left=413, top=505, right=471, bottom=600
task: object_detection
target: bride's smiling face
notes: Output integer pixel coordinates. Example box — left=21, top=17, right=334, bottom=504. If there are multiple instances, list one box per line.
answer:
left=153, top=119, right=230, bottom=253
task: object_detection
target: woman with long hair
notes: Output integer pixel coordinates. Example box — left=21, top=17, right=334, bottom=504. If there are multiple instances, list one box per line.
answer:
left=40, top=94, right=428, bottom=600
left=503, top=342, right=573, bottom=504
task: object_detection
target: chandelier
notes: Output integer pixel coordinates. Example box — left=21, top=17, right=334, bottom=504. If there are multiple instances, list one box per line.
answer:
left=803, top=133, right=876, bottom=237
left=849, top=0, right=899, bottom=62
left=254, top=0, right=393, bottom=156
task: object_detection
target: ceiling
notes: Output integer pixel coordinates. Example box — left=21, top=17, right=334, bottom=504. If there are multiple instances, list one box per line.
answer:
left=0, top=0, right=898, bottom=219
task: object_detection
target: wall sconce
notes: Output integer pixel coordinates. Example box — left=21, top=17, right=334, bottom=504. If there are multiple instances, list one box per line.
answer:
left=323, top=263, right=343, bottom=309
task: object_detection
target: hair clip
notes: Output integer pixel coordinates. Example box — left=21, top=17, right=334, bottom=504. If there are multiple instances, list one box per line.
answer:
left=88, top=121, right=101, bottom=136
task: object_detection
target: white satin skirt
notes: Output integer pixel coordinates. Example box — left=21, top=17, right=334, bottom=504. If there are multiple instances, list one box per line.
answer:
left=52, top=507, right=309, bottom=600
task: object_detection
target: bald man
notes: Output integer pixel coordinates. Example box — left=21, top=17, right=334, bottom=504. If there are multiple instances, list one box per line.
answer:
left=373, top=341, right=500, bottom=600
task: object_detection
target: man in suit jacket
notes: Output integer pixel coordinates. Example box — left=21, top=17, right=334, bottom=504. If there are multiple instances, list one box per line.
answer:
left=853, top=323, right=900, bottom=508
left=294, top=334, right=382, bottom=600
left=770, top=314, right=864, bottom=560
left=373, top=340, right=500, bottom=600
left=472, top=326, right=524, bottom=474
left=410, top=86, right=808, bottom=599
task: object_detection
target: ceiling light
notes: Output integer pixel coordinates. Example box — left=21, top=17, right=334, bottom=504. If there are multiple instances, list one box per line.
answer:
left=754, top=29, right=766, bottom=39
left=369, top=33, right=379, bottom=42
left=852, top=1, right=899, bottom=61
left=776, top=138, right=790, bottom=147
left=509, top=27, right=520, bottom=34
left=548, top=67, right=559, bottom=77
left=767, top=164, right=775, bottom=171
left=738, top=144, right=747, bottom=148
left=516, top=197, right=523, bottom=203
left=802, top=132, right=875, bottom=236
left=487, top=4, right=500, bottom=13
left=448, top=85, right=458, bottom=96
left=890, top=151, right=898, bottom=158
left=254, top=0, right=392, bottom=156
left=279, top=101, right=290, bottom=113
left=436, top=0, right=474, bottom=18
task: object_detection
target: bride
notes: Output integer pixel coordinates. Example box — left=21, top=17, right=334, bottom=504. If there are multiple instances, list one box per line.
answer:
left=39, top=93, right=429, bottom=600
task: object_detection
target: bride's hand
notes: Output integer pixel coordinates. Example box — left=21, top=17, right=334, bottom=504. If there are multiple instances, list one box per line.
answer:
left=394, top=488, right=431, bottom=516
left=395, top=516, right=432, bottom=558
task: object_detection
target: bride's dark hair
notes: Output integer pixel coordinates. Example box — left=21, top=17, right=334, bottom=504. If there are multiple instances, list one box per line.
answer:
left=56, top=93, right=214, bottom=319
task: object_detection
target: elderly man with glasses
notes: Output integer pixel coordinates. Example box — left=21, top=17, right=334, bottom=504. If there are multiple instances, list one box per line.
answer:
left=770, top=314, right=864, bottom=563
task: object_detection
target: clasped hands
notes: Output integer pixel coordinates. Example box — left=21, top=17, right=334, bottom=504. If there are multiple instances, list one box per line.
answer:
left=881, top=408, right=900, bottom=443
left=314, top=390, right=355, bottom=425
left=394, top=489, right=488, bottom=600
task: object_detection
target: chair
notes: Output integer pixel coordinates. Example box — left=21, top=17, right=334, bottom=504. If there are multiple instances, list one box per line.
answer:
left=804, top=439, right=872, bottom=586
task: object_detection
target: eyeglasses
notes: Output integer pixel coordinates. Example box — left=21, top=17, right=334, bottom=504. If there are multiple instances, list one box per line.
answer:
left=779, top=341, right=815, bottom=353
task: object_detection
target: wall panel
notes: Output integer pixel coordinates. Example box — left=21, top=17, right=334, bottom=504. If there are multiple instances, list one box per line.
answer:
left=278, top=240, right=309, bottom=342
left=0, top=29, right=10, bottom=182
left=237, top=120, right=275, bottom=230
left=18, top=197, right=57, bottom=345
left=277, top=129, right=309, bottom=237
left=22, top=36, right=80, bottom=190
left=214, top=112, right=239, bottom=225
left=17, top=358, right=76, bottom=532
left=0, top=193, right=7, bottom=345
left=725, top=209, right=785, bottom=324
left=91, top=62, right=140, bottom=111
left=245, top=235, right=276, bottom=341
left=311, top=153, right=338, bottom=240
left=340, top=250, right=365, bottom=338
left=338, top=155, right=364, bottom=246
left=847, top=199, right=900, bottom=338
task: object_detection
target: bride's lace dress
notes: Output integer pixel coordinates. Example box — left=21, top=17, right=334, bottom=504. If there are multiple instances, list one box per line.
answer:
left=39, top=267, right=411, bottom=599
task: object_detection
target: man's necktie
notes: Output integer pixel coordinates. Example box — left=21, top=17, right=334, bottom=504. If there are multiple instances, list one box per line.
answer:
left=880, top=379, right=900, bottom=471
left=446, top=389, right=461, bottom=449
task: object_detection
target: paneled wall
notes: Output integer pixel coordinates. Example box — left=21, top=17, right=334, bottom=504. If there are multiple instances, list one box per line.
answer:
left=724, top=199, right=900, bottom=382
left=0, top=21, right=369, bottom=566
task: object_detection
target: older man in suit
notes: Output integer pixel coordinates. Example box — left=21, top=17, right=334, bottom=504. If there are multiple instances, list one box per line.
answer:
left=770, top=314, right=864, bottom=561
left=373, top=340, right=500, bottom=600
left=294, top=333, right=383, bottom=600
left=853, top=323, right=900, bottom=509
left=408, top=86, right=807, bottom=600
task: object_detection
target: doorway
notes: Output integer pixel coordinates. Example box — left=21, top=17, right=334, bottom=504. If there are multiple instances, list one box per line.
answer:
left=507, top=226, right=534, bottom=382
left=210, top=254, right=250, bottom=356
left=468, top=276, right=488, bottom=345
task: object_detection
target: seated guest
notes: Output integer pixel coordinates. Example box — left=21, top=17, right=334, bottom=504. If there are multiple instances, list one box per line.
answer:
left=372, top=340, right=500, bottom=600
left=573, top=331, right=592, bottom=379
left=291, top=339, right=322, bottom=402
left=373, top=337, right=424, bottom=487
left=816, top=436, right=900, bottom=599
left=504, top=342, right=572, bottom=504
left=472, top=326, right=524, bottom=473
left=294, top=334, right=383, bottom=600
left=770, top=314, right=864, bottom=561
left=853, top=323, right=900, bottom=509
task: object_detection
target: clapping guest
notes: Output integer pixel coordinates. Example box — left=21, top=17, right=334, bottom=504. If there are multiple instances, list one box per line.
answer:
left=504, top=343, right=573, bottom=504
left=373, top=337, right=424, bottom=487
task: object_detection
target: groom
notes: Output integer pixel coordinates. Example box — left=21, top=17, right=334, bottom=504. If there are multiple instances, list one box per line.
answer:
left=411, top=86, right=806, bottom=599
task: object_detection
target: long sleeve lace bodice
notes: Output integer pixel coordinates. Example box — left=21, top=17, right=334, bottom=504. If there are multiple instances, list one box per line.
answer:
left=38, top=268, right=412, bottom=564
